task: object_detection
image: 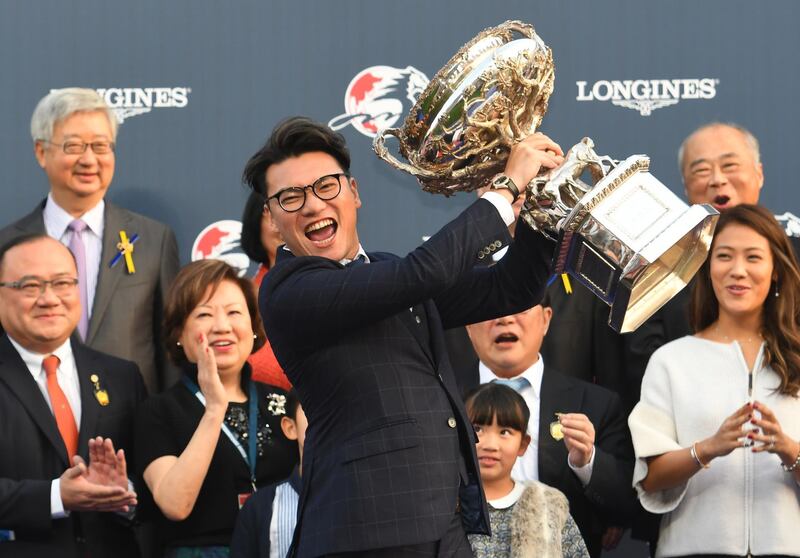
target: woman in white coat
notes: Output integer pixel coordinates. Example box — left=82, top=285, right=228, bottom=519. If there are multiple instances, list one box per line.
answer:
left=629, top=204, right=800, bottom=557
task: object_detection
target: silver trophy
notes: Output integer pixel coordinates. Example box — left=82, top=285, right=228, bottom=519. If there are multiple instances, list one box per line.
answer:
left=374, top=20, right=718, bottom=333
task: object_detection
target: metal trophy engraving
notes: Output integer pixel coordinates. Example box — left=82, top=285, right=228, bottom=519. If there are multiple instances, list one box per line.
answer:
left=373, top=20, right=719, bottom=333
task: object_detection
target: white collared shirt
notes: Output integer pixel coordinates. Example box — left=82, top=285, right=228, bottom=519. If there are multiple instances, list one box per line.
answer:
left=338, top=244, right=369, bottom=265
left=487, top=479, right=526, bottom=509
left=478, top=354, right=595, bottom=486
left=280, top=243, right=370, bottom=266
left=6, top=336, right=81, bottom=518
left=43, top=194, right=104, bottom=319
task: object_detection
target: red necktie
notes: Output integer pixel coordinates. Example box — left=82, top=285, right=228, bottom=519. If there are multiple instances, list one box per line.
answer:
left=43, top=355, right=78, bottom=464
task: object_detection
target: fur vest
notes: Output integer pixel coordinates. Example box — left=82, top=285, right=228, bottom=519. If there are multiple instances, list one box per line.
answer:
left=510, top=482, right=570, bottom=558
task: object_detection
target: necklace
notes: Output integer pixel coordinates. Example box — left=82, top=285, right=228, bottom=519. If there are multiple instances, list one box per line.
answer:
left=715, top=326, right=763, bottom=344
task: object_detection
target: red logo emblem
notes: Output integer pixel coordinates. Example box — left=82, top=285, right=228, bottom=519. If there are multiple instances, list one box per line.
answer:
left=191, top=220, right=251, bottom=277
left=329, top=65, right=429, bottom=138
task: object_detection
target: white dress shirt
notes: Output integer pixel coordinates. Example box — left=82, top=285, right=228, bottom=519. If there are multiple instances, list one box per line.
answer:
left=43, top=194, right=104, bottom=320
left=478, top=354, right=595, bottom=485
left=7, top=336, right=81, bottom=518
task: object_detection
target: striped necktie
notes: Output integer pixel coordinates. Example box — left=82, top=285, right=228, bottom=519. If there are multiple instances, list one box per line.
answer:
left=492, top=376, right=531, bottom=393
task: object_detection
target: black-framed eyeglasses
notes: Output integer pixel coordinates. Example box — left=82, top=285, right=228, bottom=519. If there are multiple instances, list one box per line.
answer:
left=43, top=139, right=115, bottom=155
left=0, top=276, right=79, bottom=297
left=265, top=172, right=350, bottom=213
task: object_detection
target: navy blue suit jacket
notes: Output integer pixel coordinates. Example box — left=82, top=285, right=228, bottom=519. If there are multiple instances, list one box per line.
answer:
left=260, top=199, right=554, bottom=557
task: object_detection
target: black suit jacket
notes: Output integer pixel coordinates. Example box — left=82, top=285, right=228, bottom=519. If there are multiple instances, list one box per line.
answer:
left=456, top=363, right=635, bottom=558
left=0, top=334, right=147, bottom=557
left=261, top=199, right=554, bottom=557
left=0, top=200, right=180, bottom=393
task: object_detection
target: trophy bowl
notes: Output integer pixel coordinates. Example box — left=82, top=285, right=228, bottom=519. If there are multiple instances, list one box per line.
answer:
left=374, top=20, right=553, bottom=196
left=373, top=21, right=718, bottom=333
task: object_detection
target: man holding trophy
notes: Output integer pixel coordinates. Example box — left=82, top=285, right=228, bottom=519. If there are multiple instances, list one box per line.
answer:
left=247, top=20, right=718, bottom=558
left=246, top=113, right=562, bottom=556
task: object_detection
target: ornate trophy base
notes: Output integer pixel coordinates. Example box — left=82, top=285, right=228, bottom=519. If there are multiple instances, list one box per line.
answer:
left=551, top=155, right=718, bottom=333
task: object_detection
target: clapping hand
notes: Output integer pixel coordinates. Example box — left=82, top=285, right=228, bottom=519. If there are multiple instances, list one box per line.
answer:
left=80, top=437, right=130, bottom=492
left=193, top=332, right=227, bottom=417
left=60, top=437, right=137, bottom=513
left=749, top=401, right=800, bottom=467
left=696, top=402, right=752, bottom=463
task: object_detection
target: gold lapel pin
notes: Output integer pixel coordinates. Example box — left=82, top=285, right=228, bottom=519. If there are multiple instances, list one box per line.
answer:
left=90, top=374, right=110, bottom=406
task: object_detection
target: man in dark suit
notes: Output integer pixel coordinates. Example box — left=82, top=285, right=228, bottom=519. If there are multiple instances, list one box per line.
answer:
left=0, top=234, right=146, bottom=557
left=0, top=88, right=180, bottom=393
left=459, top=294, right=635, bottom=557
left=243, top=117, right=564, bottom=557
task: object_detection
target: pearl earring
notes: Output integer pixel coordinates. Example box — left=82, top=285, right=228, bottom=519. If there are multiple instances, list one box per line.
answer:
left=176, top=341, right=182, bottom=346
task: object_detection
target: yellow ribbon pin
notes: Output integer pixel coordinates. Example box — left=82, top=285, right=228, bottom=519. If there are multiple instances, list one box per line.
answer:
left=116, top=231, right=136, bottom=274
left=560, top=273, right=573, bottom=295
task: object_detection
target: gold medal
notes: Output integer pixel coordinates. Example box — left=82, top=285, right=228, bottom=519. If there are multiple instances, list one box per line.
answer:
left=550, top=412, right=565, bottom=441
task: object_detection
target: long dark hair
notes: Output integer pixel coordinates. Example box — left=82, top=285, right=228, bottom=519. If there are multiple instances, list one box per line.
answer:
left=690, top=204, right=800, bottom=396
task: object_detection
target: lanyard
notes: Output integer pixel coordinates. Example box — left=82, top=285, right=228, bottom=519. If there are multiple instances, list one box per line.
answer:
left=181, top=375, right=259, bottom=488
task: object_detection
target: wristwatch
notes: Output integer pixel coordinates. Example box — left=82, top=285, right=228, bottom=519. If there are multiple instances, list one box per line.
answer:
left=489, top=174, right=520, bottom=202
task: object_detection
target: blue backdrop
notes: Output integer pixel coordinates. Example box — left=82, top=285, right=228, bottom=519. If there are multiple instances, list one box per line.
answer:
left=2, top=1, right=797, bottom=272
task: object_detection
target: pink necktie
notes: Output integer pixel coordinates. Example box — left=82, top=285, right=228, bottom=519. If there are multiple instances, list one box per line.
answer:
left=67, top=219, right=89, bottom=339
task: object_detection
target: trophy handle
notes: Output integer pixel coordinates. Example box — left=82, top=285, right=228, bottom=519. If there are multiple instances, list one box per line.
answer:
left=373, top=128, right=439, bottom=179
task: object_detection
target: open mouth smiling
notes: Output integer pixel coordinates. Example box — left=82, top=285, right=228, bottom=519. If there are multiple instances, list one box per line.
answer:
left=305, top=218, right=338, bottom=244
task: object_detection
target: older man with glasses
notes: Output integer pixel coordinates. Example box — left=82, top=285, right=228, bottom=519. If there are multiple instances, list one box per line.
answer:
left=0, top=87, right=180, bottom=394
left=243, top=116, right=564, bottom=558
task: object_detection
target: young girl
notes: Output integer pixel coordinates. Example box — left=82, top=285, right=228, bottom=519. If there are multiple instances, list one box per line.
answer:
left=466, top=383, right=589, bottom=558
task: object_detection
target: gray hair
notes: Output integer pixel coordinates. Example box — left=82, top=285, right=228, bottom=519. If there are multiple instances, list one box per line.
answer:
left=677, top=122, right=761, bottom=175
left=30, top=88, right=117, bottom=143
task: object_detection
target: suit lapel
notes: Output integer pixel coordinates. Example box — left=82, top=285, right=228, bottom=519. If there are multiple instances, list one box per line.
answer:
left=73, top=340, right=100, bottom=459
left=0, top=335, right=70, bottom=467
left=14, top=201, right=48, bottom=235
left=538, top=370, right=579, bottom=485
left=88, top=203, right=131, bottom=343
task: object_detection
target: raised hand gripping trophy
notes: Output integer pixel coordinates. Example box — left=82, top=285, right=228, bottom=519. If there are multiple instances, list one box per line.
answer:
left=374, top=20, right=718, bottom=333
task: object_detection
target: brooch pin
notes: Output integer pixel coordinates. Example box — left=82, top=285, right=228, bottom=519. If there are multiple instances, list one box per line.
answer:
left=267, top=393, right=286, bottom=415
left=90, top=374, right=110, bottom=406
left=109, top=231, right=138, bottom=274
left=550, top=412, right=565, bottom=441
left=560, top=274, right=573, bottom=295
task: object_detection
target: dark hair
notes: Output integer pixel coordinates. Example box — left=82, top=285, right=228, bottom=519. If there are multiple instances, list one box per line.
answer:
left=690, top=204, right=800, bottom=396
left=164, top=260, right=266, bottom=364
left=0, top=233, right=66, bottom=275
left=242, top=116, right=351, bottom=196
left=240, top=191, right=270, bottom=265
left=285, top=388, right=301, bottom=420
left=464, top=383, right=530, bottom=433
